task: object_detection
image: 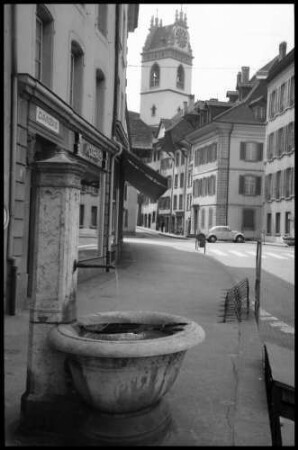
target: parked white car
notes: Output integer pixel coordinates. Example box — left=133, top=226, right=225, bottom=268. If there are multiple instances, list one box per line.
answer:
left=206, top=226, right=245, bottom=243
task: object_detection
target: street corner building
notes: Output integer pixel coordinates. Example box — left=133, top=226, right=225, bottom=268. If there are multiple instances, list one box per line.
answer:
left=133, top=10, right=294, bottom=241
left=3, top=3, right=168, bottom=316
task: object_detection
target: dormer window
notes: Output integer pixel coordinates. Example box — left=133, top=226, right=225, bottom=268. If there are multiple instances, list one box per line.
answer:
left=176, top=65, right=184, bottom=89
left=253, top=105, right=266, bottom=121
left=150, top=63, right=160, bottom=88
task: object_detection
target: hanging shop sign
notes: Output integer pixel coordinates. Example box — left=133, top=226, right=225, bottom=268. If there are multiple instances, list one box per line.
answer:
left=77, top=137, right=105, bottom=169
left=36, top=106, right=60, bottom=134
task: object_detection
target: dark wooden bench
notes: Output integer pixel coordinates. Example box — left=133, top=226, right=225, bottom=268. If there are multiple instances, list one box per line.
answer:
left=263, top=342, right=295, bottom=446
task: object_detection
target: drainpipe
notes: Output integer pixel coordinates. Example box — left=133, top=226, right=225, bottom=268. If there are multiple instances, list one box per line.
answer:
left=7, top=4, right=18, bottom=315
left=169, top=154, right=175, bottom=233
left=182, top=144, right=189, bottom=236
left=225, top=124, right=234, bottom=225
left=106, top=3, right=122, bottom=270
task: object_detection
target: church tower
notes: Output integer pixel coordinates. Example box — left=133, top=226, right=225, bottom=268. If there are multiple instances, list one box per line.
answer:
left=140, top=9, right=193, bottom=126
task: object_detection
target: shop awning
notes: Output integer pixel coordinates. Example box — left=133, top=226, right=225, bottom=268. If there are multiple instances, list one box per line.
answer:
left=122, top=151, right=168, bottom=201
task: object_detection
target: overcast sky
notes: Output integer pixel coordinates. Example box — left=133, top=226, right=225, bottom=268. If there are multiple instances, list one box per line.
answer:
left=126, top=3, right=294, bottom=113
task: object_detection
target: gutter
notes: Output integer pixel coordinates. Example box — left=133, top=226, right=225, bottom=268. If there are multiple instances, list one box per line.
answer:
left=226, top=124, right=234, bottom=225
left=106, top=4, right=122, bottom=268
left=7, top=4, right=18, bottom=315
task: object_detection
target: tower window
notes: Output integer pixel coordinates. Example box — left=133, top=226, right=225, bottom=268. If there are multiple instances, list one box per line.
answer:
left=150, top=63, right=160, bottom=88
left=151, top=105, right=156, bottom=116
left=176, top=65, right=185, bottom=89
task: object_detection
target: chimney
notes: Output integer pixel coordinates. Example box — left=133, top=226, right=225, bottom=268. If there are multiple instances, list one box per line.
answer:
left=189, top=94, right=195, bottom=110
left=241, top=66, right=250, bottom=83
left=237, top=71, right=242, bottom=86
left=183, top=101, right=188, bottom=113
left=279, top=41, right=287, bottom=60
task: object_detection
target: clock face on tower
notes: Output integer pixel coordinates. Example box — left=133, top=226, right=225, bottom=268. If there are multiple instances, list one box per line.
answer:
left=175, top=28, right=187, bottom=48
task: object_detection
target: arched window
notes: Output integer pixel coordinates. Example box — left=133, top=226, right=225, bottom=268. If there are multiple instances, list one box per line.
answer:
left=150, top=63, right=160, bottom=88
left=176, top=65, right=184, bottom=89
left=95, top=69, right=105, bottom=131
left=97, top=4, right=108, bottom=35
left=70, top=40, right=84, bottom=112
left=35, top=4, right=54, bottom=87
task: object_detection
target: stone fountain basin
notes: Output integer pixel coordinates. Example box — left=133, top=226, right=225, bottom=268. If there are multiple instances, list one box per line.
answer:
left=48, top=311, right=205, bottom=414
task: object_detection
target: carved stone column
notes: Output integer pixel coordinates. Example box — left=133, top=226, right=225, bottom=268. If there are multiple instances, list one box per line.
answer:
left=21, top=149, right=85, bottom=432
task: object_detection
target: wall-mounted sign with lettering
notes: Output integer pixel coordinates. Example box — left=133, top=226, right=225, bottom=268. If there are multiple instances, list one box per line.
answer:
left=36, top=106, right=60, bottom=134
left=78, top=138, right=105, bottom=169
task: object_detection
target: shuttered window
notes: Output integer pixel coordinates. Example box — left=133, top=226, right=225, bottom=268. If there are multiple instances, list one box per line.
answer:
left=275, top=171, right=281, bottom=199
left=239, top=175, right=262, bottom=196
left=240, top=142, right=263, bottom=161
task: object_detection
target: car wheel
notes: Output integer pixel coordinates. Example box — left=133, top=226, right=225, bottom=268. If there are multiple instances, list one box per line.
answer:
left=235, top=235, right=244, bottom=243
left=209, top=236, right=217, bottom=243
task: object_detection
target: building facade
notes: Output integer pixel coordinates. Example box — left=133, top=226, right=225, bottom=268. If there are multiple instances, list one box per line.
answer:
left=263, top=45, right=295, bottom=243
left=4, top=3, right=140, bottom=314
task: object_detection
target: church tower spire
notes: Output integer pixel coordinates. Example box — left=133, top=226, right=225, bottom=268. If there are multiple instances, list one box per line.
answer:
left=140, top=9, right=193, bottom=126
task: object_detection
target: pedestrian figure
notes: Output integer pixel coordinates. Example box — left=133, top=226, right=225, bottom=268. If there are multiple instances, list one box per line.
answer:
left=161, top=222, right=165, bottom=233
left=195, top=230, right=205, bottom=250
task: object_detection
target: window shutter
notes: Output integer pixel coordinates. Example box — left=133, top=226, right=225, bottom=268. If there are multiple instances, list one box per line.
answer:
left=258, top=143, right=263, bottom=161
left=240, top=142, right=246, bottom=160
left=239, top=175, right=244, bottom=194
left=284, top=125, right=289, bottom=153
left=272, top=131, right=278, bottom=156
left=256, top=176, right=262, bottom=196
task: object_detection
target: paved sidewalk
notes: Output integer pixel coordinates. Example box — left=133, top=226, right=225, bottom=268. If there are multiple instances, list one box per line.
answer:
left=4, top=233, right=273, bottom=446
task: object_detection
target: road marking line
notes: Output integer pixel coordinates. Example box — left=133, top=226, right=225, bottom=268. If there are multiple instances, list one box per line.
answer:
left=260, top=310, right=272, bottom=317
left=260, top=316, right=278, bottom=321
left=252, top=303, right=294, bottom=334
left=263, top=252, right=288, bottom=260
left=79, top=244, right=97, bottom=248
left=270, top=321, right=289, bottom=328
left=284, top=253, right=294, bottom=258
left=246, top=251, right=256, bottom=256
left=228, top=250, right=248, bottom=257
left=280, top=326, right=295, bottom=334
left=208, top=249, right=226, bottom=256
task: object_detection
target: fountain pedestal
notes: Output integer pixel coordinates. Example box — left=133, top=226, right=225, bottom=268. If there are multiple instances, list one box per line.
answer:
left=20, top=151, right=84, bottom=433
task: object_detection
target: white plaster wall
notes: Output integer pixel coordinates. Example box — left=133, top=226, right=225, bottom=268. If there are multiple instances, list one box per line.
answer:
left=140, top=57, right=192, bottom=125
left=16, top=4, right=116, bottom=138
left=263, top=61, right=295, bottom=240
left=141, top=90, right=191, bottom=125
